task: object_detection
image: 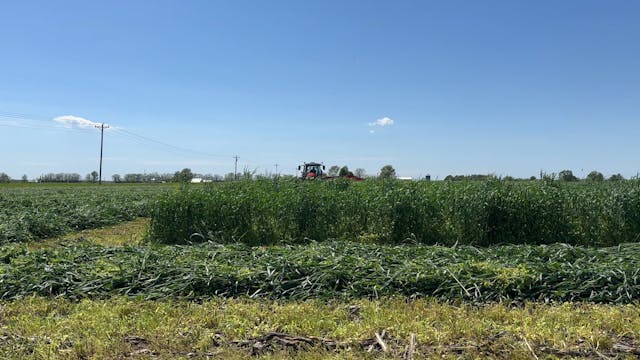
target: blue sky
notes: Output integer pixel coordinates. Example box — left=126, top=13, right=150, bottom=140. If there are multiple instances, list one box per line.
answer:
left=1, top=0, right=639, bottom=179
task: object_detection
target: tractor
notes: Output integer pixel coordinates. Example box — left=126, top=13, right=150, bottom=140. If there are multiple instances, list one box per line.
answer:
left=298, top=162, right=325, bottom=180
left=298, top=162, right=363, bottom=180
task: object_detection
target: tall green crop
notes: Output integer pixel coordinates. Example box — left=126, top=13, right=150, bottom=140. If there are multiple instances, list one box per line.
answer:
left=148, top=179, right=640, bottom=246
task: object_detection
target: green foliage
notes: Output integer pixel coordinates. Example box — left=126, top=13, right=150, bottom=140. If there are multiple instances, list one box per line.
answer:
left=609, top=173, right=625, bottom=181
left=0, top=172, right=11, bottom=183
left=149, top=180, right=640, bottom=247
left=2, top=241, right=639, bottom=303
left=328, top=165, right=340, bottom=176
left=173, top=168, right=194, bottom=183
left=338, top=166, right=349, bottom=177
left=38, top=173, right=81, bottom=182
left=587, top=171, right=604, bottom=182
left=379, top=165, right=396, bottom=179
left=559, top=170, right=578, bottom=182
left=0, top=184, right=170, bottom=243
left=354, top=168, right=366, bottom=178
left=444, top=174, right=496, bottom=181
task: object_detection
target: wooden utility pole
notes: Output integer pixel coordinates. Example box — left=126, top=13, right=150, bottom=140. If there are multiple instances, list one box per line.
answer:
left=95, top=123, right=109, bottom=185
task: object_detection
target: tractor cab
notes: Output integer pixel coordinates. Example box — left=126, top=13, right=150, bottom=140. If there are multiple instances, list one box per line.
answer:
left=298, top=162, right=325, bottom=179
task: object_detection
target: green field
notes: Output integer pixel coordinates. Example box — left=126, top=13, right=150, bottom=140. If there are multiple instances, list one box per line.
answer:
left=150, top=179, right=640, bottom=246
left=1, top=180, right=639, bottom=359
left=0, top=183, right=172, bottom=243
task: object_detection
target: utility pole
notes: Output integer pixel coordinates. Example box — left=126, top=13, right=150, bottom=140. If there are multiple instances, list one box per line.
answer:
left=233, top=155, right=239, bottom=180
left=274, top=163, right=279, bottom=177
left=95, top=123, right=109, bottom=185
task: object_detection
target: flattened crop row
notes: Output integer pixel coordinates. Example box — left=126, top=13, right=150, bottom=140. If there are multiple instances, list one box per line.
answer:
left=0, top=184, right=169, bottom=243
left=1, top=241, right=639, bottom=303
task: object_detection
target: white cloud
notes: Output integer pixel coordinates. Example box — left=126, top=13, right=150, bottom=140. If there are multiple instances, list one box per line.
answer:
left=53, top=115, right=103, bottom=129
left=369, top=117, right=395, bottom=127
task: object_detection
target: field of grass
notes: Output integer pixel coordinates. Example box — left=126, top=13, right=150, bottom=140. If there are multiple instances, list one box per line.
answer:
left=0, top=183, right=171, bottom=243
left=2, top=181, right=640, bottom=358
left=150, top=179, right=640, bottom=246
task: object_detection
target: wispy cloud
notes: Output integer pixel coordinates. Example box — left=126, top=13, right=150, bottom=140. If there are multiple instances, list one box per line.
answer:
left=53, top=115, right=104, bottom=129
left=0, top=120, right=24, bottom=127
left=369, top=116, right=395, bottom=127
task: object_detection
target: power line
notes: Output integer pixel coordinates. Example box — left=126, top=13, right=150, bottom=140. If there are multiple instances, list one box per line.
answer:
left=0, top=118, right=95, bottom=133
left=0, top=111, right=53, bottom=123
left=0, top=109, right=234, bottom=158
left=0, top=109, right=259, bottom=173
left=111, top=128, right=232, bottom=159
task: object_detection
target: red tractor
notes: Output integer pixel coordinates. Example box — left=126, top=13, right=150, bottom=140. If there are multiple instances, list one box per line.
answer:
left=298, top=162, right=363, bottom=180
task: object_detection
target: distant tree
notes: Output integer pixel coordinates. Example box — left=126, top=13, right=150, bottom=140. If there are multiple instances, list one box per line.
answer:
left=224, top=172, right=236, bottom=181
left=586, top=171, right=604, bottom=182
left=123, top=173, right=143, bottom=183
left=338, top=166, right=350, bottom=177
left=609, top=173, right=625, bottom=181
left=444, top=174, right=495, bottom=181
left=558, top=170, right=578, bottom=182
left=529, top=176, right=537, bottom=181
left=38, top=173, right=81, bottom=183
left=241, top=167, right=257, bottom=180
left=379, top=165, right=396, bottom=179
left=173, top=168, right=194, bottom=183
left=0, top=172, right=10, bottom=183
left=198, top=173, right=218, bottom=181
left=328, top=165, right=340, bottom=177
left=112, top=174, right=122, bottom=183
left=90, top=171, right=99, bottom=182
left=354, top=168, right=367, bottom=178
left=21, top=174, right=28, bottom=182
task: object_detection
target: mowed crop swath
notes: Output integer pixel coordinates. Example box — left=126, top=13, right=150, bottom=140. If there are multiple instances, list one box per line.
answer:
left=150, top=179, right=640, bottom=246
left=0, top=184, right=171, bottom=243
left=1, top=241, right=639, bottom=303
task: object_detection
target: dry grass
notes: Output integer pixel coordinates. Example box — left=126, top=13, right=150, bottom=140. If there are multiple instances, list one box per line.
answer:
left=1, top=297, right=639, bottom=359
left=28, top=218, right=149, bottom=250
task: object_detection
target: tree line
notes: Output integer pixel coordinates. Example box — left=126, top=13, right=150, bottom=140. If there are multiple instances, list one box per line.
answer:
left=0, top=167, right=633, bottom=184
left=443, top=170, right=628, bottom=182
